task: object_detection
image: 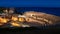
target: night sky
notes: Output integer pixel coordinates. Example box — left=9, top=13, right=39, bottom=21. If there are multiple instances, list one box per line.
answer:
left=0, top=0, right=60, bottom=16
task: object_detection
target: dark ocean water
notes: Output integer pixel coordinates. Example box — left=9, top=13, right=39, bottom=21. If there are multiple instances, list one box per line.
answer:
left=15, top=7, right=60, bottom=16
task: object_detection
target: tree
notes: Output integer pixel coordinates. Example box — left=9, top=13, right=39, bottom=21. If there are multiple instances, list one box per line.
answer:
left=0, top=8, right=5, bottom=13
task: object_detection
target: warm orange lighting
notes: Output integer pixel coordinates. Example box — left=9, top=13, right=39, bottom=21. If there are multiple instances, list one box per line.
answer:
left=11, top=16, right=18, bottom=21
left=0, top=17, right=8, bottom=26
left=0, top=17, right=8, bottom=23
left=19, top=17, right=25, bottom=22
left=0, top=24, right=3, bottom=25
left=11, top=21, right=20, bottom=27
